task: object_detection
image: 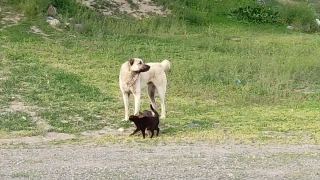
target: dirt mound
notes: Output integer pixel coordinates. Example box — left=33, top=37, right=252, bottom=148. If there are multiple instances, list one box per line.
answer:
left=81, top=0, right=170, bottom=18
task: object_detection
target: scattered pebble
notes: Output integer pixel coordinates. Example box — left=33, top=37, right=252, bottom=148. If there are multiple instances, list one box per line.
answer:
left=286, top=26, right=294, bottom=30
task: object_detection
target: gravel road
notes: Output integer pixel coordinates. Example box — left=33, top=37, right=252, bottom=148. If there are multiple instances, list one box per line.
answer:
left=1, top=142, right=320, bottom=179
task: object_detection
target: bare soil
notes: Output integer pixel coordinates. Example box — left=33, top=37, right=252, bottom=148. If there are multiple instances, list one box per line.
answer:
left=81, top=0, right=170, bottom=18
left=1, top=142, right=320, bottom=179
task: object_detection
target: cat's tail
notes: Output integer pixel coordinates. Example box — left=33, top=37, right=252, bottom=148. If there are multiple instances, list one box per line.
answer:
left=150, top=104, right=159, bottom=118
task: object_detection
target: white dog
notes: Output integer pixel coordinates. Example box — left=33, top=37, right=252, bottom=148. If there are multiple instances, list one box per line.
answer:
left=119, top=58, right=170, bottom=120
left=316, top=19, right=320, bottom=27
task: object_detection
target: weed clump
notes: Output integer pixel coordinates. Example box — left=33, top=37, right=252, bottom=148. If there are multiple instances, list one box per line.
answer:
left=229, top=0, right=318, bottom=31
left=229, top=4, right=280, bottom=24
left=277, top=1, right=317, bottom=31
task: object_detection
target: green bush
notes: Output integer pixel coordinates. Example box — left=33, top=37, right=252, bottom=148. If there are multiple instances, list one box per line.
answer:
left=277, top=2, right=317, bottom=31
left=181, top=8, right=211, bottom=25
left=230, top=4, right=280, bottom=24
left=6, top=0, right=88, bottom=18
left=155, top=0, right=251, bottom=25
left=51, top=0, right=85, bottom=17
left=9, top=0, right=51, bottom=18
left=230, top=1, right=317, bottom=30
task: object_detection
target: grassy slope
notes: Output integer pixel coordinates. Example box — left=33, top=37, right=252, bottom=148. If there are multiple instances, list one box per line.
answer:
left=0, top=0, right=320, bottom=143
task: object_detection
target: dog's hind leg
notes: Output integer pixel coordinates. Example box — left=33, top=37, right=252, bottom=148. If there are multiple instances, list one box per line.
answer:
left=156, top=127, right=160, bottom=136
left=147, top=85, right=157, bottom=111
left=156, top=85, right=166, bottom=119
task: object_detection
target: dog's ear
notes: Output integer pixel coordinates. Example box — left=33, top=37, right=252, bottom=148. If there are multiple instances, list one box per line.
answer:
left=129, top=58, right=134, bottom=66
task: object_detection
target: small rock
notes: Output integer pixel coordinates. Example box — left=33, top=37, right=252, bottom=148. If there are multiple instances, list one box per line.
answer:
left=286, top=26, right=294, bottom=30
left=46, top=16, right=55, bottom=20
left=74, top=24, right=83, bottom=29
left=256, top=0, right=265, bottom=5
left=302, top=136, right=311, bottom=141
left=231, top=37, right=241, bottom=41
left=118, top=128, right=124, bottom=132
left=46, top=19, right=60, bottom=26
left=187, top=122, right=199, bottom=127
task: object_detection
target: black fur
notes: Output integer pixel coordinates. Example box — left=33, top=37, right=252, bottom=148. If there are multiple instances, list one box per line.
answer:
left=129, top=104, right=160, bottom=139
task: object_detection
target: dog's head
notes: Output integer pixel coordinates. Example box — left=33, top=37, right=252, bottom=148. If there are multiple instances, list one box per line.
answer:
left=128, top=58, right=150, bottom=73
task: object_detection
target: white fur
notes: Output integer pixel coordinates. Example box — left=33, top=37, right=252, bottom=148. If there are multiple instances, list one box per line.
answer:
left=316, top=19, right=320, bottom=27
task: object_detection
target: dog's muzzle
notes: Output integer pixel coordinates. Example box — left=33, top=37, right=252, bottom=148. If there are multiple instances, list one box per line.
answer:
left=139, top=65, right=150, bottom=73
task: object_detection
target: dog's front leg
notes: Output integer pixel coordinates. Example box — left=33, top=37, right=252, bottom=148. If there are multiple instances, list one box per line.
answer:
left=122, top=93, right=130, bottom=120
left=133, top=92, right=141, bottom=116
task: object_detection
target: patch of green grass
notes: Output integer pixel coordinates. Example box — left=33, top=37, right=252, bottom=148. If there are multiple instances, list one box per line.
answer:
left=0, top=111, right=37, bottom=132
left=1, top=0, right=320, bottom=144
left=0, top=54, right=116, bottom=133
left=0, top=15, right=3, bottom=29
left=10, top=171, right=39, bottom=178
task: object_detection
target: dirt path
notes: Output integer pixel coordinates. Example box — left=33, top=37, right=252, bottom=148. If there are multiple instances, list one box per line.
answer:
left=1, top=142, right=320, bottom=179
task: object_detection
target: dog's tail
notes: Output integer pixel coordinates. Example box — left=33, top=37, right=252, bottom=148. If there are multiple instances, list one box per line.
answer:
left=160, top=59, right=170, bottom=71
left=150, top=104, right=159, bottom=118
